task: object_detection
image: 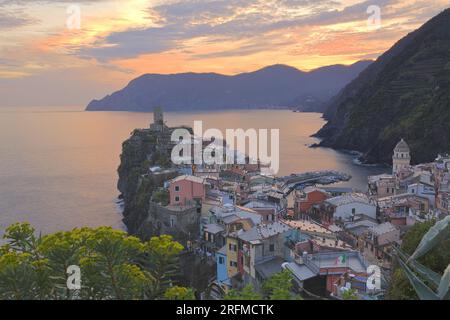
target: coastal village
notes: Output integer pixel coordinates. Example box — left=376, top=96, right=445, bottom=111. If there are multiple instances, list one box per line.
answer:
left=132, top=108, right=450, bottom=300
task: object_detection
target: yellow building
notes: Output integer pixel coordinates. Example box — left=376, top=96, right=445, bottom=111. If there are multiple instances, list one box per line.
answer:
left=226, top=236, right=239, bottom=278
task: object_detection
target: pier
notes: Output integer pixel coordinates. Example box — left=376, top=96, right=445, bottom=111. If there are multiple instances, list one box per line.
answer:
left=276, top=171, right=352, bottom=195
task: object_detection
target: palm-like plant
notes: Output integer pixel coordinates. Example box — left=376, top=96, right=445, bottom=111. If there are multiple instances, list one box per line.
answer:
left=0, top=223, right=189, bottom=300
left=393, top=216, right=450, bottom=300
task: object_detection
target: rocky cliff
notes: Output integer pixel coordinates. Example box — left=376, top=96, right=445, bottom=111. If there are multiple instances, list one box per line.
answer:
left=118, top=128, right=177, bottom=238
left=316, top=8, right=450, bottom=165
left=117, top=127, right=216, bottom=292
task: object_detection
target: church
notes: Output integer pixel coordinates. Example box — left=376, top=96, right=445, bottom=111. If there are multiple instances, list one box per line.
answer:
left=368, top=139, right=412, bottom=199
left=392, top=139, right=411, bottom=175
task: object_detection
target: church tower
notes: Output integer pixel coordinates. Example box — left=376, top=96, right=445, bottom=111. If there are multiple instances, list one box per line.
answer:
left=393, top=139, right=411, bottom=175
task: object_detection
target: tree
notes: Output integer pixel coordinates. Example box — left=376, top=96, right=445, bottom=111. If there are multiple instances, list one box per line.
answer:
left=223, top=270, right=301, bottom=301
left=143, top=235, right=184, bottom=299
left=164, top=286, right=196, bottom=300
left=263, top=270, right=300, bottom=300
left=342, top=288, right=358, bottom=300
left=224, top=284, right=262, bottom=300
left=0, top=223, right=190, bottom=300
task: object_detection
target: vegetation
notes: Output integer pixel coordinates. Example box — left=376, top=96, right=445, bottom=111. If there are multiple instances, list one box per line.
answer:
left=262, top=269, right=300, bottom=300
left=0, top=223, right=192, bottom=300
left=224, top=284, right=262, bottom=300
left=387, top=220, right=450, bottom=300
left=152, top=189, right=169, bottom=206
left=318, top=9, right=450, bottom=164
left=342, top=289, right=358, bottom=300
left=224, top=270, right=301, bottom=300
left=164, top=286, right=196, bottom=300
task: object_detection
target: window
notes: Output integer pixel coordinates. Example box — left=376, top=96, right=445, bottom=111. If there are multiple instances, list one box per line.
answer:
left=269, top=244, right=275, bottom=252
left=175, top=196, right=180, bottom=202
left=170, top=217, right=175, bottom=227
left=175, top=185, right=180, bottom=192
left=230, top=261, right=237, bottom=267
left=228, top=244, right=237, bottom=252
left=219, top=257, right=224, bottom=265
left=352, top=208, right=356, bottom=214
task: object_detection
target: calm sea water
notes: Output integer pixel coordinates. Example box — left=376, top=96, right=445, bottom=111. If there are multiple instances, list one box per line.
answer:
left=0, top=107, right=387, bottom=235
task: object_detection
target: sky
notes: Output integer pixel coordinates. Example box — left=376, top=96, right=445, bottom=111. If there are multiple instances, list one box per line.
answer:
left=0, top=0, right=449, bottom=107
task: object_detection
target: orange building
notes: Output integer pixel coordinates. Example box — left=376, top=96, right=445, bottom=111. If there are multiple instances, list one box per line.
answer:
left=294, top=187, right=329, bottom=216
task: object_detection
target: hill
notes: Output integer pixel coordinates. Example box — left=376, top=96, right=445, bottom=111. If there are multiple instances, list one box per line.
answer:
left=315, top=9, right=450, bottom=164
left=86, top=61, right=371, bottom=112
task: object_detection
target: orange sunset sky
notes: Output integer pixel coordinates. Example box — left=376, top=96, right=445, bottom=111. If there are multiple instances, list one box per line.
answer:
left=1, top=0, right=450, bottom=106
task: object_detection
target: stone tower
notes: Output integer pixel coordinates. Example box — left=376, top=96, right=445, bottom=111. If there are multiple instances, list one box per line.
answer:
left=153, top=106, right=164, bottom=125
left=150, top=106, right=165, bottom=132
left=393, top=139, right=411, bottom=175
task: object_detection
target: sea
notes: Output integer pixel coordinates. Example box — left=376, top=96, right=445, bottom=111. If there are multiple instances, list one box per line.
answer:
left=0, top=107, right=388, bottom=236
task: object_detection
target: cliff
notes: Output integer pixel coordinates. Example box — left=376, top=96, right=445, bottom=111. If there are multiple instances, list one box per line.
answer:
left=117, top=127, right=216, bottom=292
left=118, top=128, right=177, bottom=237
left=316, top=8, right=450, bottom=165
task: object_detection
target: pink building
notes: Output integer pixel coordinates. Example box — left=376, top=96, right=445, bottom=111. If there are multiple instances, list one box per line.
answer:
left=169, top=175, right=207, bottom=206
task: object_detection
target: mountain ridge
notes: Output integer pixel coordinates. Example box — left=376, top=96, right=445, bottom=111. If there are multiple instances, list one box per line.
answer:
left=316, top=8, right=450, bottom=164
left=86, top=61, right=372, bottom=112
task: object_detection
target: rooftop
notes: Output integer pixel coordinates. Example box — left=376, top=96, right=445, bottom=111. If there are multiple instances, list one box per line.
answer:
left=204, top=223, right=225, bottom=235
left=281, top=219, right=332, bottom=235
left=170, top=175, right=206, bottom=184
left=239, top=221, right=292, bottom=242
left=303, top=186, right=327, bottom=194
left=311, top=238, right=352, bottom=251
left=370, top=222, right=397, bottom=236
left=394, top=139, right=410, bottom=152
left=325, top=193, right=372, bottom=207
left=211, top=205, right=262, bottom=225
left=254, top=257, right=284, bottom=280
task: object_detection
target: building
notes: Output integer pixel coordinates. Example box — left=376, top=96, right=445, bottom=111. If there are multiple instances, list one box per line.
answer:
left=202, top=204, right=261, bottom=255
left=216, top=246, right=229, bottom=285
left=234, top=221, right=295, bottom=287
left=363, top=222, right=400, bottom=265
left=150, top=106, right=167, bottom=132
left=368, top=174, right=397, bottom=198
left=312, top=193, right=377, bottom=226
left=169, top=175, right=207, bottom=206
left=146, top=201, right=201, bottom=246
left=407, top=182, right=436, bottom=208
left=393, top=139, right=411, bottom=175
left=283, top=251, right=369, bottom=297
left=294, top=187, right=329, bottom=217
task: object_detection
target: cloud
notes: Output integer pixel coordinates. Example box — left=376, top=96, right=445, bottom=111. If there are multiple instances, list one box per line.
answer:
left=79, top=0, right=344, bottom=61
left=0, top=8, right=38, bottom=29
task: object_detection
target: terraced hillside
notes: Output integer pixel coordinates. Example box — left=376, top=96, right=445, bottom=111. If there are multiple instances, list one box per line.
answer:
left=316, top=8, right=450, bottom=164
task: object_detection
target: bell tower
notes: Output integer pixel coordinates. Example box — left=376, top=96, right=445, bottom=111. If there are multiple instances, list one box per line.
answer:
left=393, top=139, right=411, bottom=175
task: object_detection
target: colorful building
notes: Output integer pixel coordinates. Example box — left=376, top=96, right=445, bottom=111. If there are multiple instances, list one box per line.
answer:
left=169, top=175, right=207, bottom=206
